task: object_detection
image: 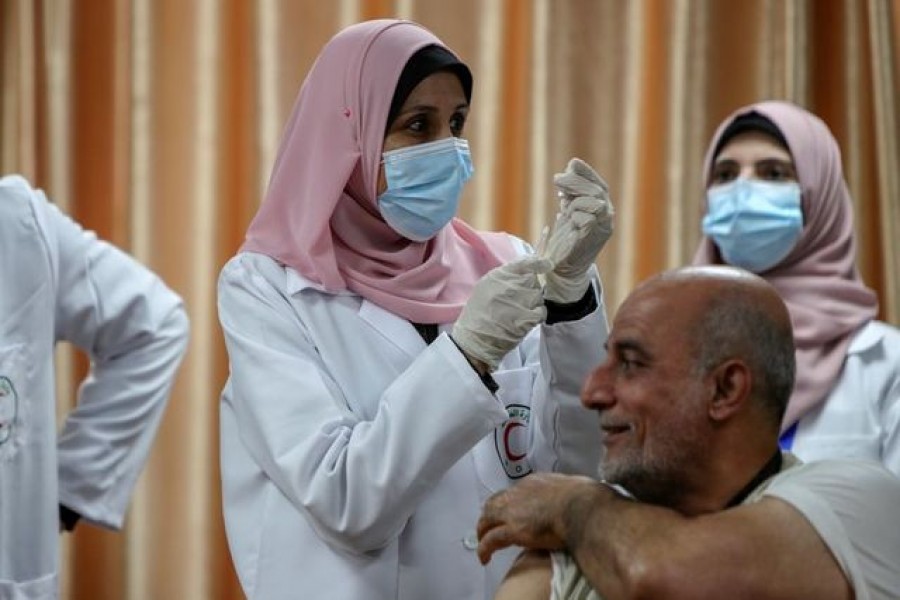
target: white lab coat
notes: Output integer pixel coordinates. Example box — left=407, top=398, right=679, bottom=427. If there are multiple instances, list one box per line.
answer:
left=218, top=250, right=608, bottom=600
left=0, top=176, right=189, bottom=599
left=791, top=320, right=900, bottom=475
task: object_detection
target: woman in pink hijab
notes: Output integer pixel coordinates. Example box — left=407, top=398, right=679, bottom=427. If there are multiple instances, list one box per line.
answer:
left=694, top=100, right=900, bottom=474
left=217, top=19, right=614, bottom=599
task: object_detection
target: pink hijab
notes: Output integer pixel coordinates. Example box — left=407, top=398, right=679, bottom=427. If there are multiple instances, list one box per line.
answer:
left=693, top=100, right=878, bottom=430
left=242, top=19, right=517, bottom=323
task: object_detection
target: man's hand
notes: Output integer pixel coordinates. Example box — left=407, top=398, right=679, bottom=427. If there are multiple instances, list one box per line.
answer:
left=476, top=472, right=601, bottom=564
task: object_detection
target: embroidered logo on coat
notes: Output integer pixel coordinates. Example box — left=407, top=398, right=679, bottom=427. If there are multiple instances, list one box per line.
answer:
left=495, top=404, right=532, bottom=479
left=0, top=376, right=18, bottom=447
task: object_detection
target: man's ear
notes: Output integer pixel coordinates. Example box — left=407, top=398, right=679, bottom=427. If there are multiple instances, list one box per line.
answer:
left=707, top=359, right=751, bottom=422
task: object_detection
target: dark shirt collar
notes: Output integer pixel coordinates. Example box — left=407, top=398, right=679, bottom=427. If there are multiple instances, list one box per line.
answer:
left=726, top=450, right=783, bottom=508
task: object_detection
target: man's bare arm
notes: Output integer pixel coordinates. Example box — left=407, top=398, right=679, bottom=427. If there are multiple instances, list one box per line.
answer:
left=478, top=473, right=851, bottom=599
left=494, top=550, right=552, bottom=600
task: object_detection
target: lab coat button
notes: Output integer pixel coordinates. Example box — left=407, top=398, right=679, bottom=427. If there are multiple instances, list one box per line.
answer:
left=462, top=532, right=478, bottom=550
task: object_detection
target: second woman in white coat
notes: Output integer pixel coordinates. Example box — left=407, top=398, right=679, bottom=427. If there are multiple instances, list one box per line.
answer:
left=218, top=19, right=613, bottom=600
left=694, top=101, right=900, bottom=474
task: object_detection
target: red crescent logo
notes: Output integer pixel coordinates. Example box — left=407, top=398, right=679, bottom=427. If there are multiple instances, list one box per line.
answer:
left=503, top=421, right=526, bottom=461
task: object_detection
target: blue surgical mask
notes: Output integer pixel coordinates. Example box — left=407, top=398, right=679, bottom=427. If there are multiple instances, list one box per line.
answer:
left=702, top=178, right=803, bottom=273
left=378, top=137, right=473, bottom=242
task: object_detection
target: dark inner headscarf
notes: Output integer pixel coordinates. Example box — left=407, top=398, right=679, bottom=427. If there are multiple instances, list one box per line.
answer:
left=386, top=45, right=473, bottom=130
left=712, top=112, right=790, bottom=160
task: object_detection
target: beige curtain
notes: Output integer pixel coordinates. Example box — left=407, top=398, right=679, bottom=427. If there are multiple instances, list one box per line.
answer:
left=2, top=0, right=898, bottom=597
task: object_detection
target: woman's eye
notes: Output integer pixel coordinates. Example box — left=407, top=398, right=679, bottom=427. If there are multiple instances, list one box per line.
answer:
left=758, top=161, right=796, bottom=181
left=406, top=116, right=427, bottom=133
left=450, top=113, right=466, bottom=136
left=709, top=166, right=738, bottom=185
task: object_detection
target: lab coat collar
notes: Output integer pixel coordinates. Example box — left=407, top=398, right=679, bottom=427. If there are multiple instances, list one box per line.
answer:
left=847, top=321, right=881, bottom=354
left=285, top=268, right=348, bottom=296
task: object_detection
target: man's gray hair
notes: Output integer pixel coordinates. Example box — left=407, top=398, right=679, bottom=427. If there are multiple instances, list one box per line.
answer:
left=692, top=287, right=795, bottom=425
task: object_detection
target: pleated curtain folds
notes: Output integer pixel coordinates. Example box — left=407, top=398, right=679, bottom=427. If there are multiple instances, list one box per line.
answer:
left=1, top=0, right=898, bottom=598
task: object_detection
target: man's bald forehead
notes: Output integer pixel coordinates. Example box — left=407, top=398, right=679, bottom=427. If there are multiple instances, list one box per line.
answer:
left=616, top=265, right=796, bottom=427
left=654, top=265, right=765, bottom=289
left=627, top=266, right=790, bottom=329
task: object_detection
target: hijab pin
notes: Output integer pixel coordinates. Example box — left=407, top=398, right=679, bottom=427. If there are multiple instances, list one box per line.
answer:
left=343, top=107, right=352, bottom=118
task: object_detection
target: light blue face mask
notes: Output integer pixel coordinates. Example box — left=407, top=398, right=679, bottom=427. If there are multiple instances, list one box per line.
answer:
left=702, top=178, right=804, bottom=273
left=378, top=136, right=474, bottom=242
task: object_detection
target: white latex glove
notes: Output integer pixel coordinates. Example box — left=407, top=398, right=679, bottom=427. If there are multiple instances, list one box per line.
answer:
left=452, top=256, right=553, bottom=371
left=543, top=158, right=615, bottom=303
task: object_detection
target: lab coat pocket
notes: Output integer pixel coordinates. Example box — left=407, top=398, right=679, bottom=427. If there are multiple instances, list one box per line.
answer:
left=0, top=343, right=27, bottom=463
left=0, top=571, right=58, bottom=600
left=473, top=366, right=537, bottom=492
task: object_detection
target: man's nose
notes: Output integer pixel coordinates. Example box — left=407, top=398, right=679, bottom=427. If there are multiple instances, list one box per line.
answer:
left=581, top=363, right=614, bottom=410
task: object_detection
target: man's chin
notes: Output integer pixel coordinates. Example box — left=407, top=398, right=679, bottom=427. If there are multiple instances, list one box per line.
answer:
left=599, top=458, right=635, bottom=486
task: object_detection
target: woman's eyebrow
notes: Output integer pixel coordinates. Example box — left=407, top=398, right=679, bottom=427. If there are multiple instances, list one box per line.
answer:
left=756, top=157, right=794, bottom=164
left=398, top=104, right=438, bottom=115
left=399, top=103, right=469, bottom=114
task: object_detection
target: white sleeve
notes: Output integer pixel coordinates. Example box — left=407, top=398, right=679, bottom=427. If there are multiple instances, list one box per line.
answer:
left=530, top=267, right=608, bottom=477
left=879, top=329, right=900, bottom=476
left=218, top=256, right=508, bottom=553
left=550, top=551, right=601, bottom=600
left=763, top=460, right=900, bottom=597
left=494, top=235, right=608, bottom=478
left=38, top=195, right=189, bottom=529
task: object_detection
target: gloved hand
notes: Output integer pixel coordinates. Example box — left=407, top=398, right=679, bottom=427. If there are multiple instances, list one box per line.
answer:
left=542, top=158, right=614, bottom=303
left=452, top=256, right=553, bottom=372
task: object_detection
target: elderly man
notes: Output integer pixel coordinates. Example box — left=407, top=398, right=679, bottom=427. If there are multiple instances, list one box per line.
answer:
left=477, top=266, right=900, bottom=599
